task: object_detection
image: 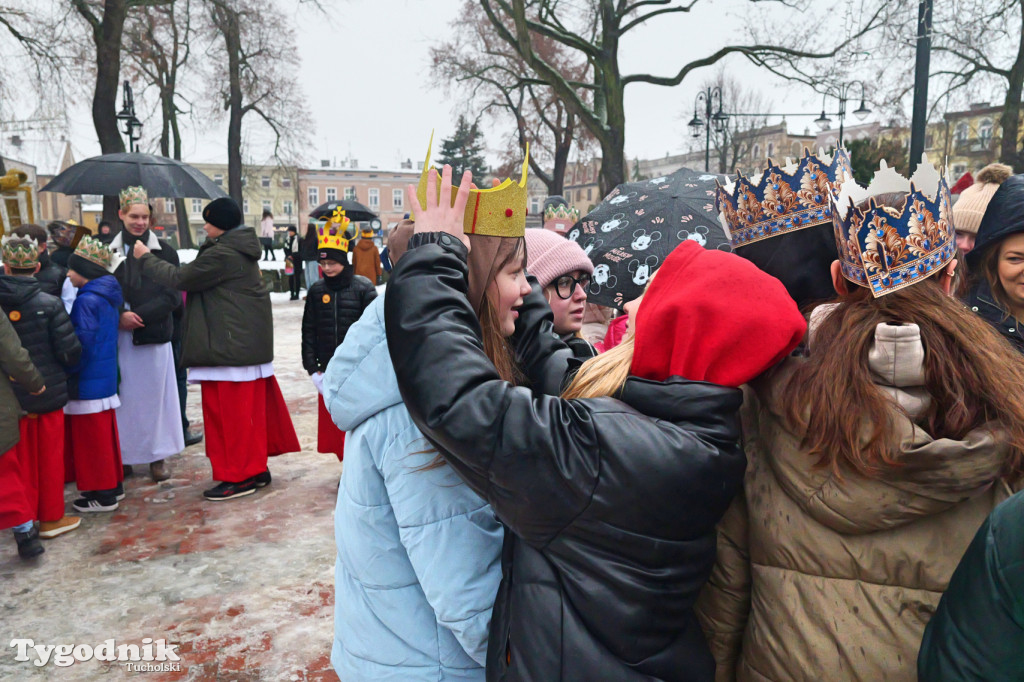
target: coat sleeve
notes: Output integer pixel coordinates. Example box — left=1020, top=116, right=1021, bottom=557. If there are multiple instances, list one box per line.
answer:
left=694, top=491, right=751, bottom=682
left=0, top=314, right=43, bottom=392
left=384, top=233, right=601, bottom=547
left=380, top=422, right=503, bottom=666
left=301, top=290, right=318, bottom=374
left=131, top=247, right=182, bottom=323
left=509, top=276, right=574, bottom=396
left=360, top=280, right=378, bottom=313
left=373, top=248, right=382, bottom=279
left=139, top=248, right=227, bottom=293
left=65, top=297, right=98, bottom=376
left=49, top=301, right=82, bottom=369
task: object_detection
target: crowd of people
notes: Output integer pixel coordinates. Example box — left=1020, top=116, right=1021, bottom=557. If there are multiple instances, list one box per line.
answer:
left=3, top=145, right=1024, bottom=679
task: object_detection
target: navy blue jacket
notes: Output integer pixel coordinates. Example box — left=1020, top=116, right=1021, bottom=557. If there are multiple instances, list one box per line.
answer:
left=68, top=275, right=122, bottom=400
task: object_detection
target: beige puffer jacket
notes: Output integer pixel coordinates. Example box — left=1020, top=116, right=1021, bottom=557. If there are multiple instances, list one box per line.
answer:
left=696, top=320, right=1019, bottom=682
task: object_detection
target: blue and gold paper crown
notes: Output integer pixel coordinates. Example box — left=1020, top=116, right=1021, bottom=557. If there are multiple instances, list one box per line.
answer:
left=317, top=208, right=350, bottom=252
left=831, top=156, right=955, bottom=298
left=716, top=148, right=853, bottom=248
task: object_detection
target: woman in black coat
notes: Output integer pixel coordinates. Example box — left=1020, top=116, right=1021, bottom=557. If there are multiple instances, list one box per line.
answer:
left=383, top=168, right=807, bottom=681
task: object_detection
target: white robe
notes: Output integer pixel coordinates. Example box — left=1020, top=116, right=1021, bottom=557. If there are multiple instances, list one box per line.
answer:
left=115, top=331, right=185, bottom=464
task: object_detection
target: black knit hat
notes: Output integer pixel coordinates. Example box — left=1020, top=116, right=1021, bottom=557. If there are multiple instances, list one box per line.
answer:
left=202, top=198, right=243, bottom=231
left=318, top=248, right=349, bottom=265
left=68, top=253, right=112, bottom=281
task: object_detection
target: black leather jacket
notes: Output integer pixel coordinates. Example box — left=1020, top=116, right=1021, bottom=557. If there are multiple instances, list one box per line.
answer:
left=302, top=270, right=377, bottom=373
left=0, top=275, right=81, bottom=414
left=384, top=233, right=746, bottom=682
left=112, top=231, right=181, bottom=346
left=966, top=281, right=1024, bottom=355
left=35, top=251, right=66, bottom=298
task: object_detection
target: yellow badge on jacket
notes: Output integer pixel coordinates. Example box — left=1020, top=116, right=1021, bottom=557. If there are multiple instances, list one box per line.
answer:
left=322, top=294, right=331, bottom=304
left=8, top=310, right=20, bottom=322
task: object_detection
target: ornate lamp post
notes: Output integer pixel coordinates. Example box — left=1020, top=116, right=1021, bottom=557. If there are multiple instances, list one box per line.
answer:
left=813, top=81, right=871, bottom=147
left=688, top=87, right=729, bottom=172
left=116, top=81, right=143, bottom=153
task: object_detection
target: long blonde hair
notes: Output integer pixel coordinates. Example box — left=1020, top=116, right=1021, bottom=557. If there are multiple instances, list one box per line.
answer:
left=561, top=333, right=635, bottom=399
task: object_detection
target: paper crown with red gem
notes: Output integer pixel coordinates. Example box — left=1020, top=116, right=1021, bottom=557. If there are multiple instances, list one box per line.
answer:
left=716, top=148, right=853, bottom=248
left=317, top=208, right=350, bottom=253
left=831, top=155, right=955, bottom=298
left=415, top=131, right=527, bottom=238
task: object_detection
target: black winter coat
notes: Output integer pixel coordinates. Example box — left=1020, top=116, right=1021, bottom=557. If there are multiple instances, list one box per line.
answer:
left=302, top=270, right=376, bottom=373
left=0, top=276, right=82, bottom=414
left=966, top=281, right=1024, bottom=355
left=35, top=251, right=66, bottom=298
left=110, top=230, right=181, bottom=346
left=384, top=233, right=747, bottom=682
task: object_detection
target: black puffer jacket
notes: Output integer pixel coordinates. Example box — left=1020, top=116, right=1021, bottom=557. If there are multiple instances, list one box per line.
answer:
left=35, top=251, right=66, bottom=298
left=384, top=233, right=746, bottom=682
left=110, top=230, right=181, bottom=346
left=966, top=281, right=1024, bottom=355
left=302, top=269, right=376, bottom=373
left=0, top=275, right=81, bottom=414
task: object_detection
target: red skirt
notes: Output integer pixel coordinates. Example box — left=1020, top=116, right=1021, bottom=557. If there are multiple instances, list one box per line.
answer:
left=65, top=410, right=123, bottom=493
left=317, top=395, right=345, bottom=461
left=15, top=411, right=65, bottom=523
left=201, top=376, right=300, bottom=483
left=0, top=446, right=32, bottom=529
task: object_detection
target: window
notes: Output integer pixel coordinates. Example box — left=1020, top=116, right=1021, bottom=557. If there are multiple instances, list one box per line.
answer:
left=792, top=141, right=803, bottom=156
left=281, top=176, right=292, bottom=188
left=163, top=198, right=174, bottom=214
left=261, top=175, right=270, bottom=188
left=243, top=199, right=250, bottom=215
left=979, top=118, right=994, bottom=145
left=344, top=186, right=356, bottom=200
left=953, top=163, right=967, bottom=176
left=392, top=188, right=404, bottom=209
left=767, top=142, right=775, bottom=158
left=530, top=197, right=540, bottom=215
left=308, top=187, right=319, bottom=207
left=326, top=187, right=337, bottom=202
left=587, top=188, right=593, bottom=201
left=955, top=122, right=969, bottom=142
left=262, top=200, right=272, bottom=214
left=283, top=200, right=293, bottom=216
left=191, top=199, right=202, bottom=214
left=752, top=144, right=760, bottom=158
left=368, top=188, right=380, bottom=209
left=213, top=174, right=223, bottom=186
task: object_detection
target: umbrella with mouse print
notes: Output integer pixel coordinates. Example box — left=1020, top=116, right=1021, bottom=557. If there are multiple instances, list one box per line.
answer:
left=570, top=166, right=731, bottom=308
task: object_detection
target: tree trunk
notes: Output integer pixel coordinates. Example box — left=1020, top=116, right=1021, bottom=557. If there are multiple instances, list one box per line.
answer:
left=218, top=6, right=245, bottom=205
left=999, top=5, right=1024, bottom=169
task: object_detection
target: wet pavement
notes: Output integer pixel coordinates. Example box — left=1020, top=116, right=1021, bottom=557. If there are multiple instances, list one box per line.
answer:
left=2, top=297, right=341, bottom=681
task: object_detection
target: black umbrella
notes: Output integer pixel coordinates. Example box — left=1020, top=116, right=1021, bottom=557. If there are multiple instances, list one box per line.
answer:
left=40, top=153, right=227, bottom=199
left=309, top=199, right=378, bottom=224
left=569, top=167, right=732, bottom=308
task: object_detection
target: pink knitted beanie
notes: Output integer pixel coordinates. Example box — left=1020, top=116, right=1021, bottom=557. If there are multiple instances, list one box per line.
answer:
left=524, top=228, right=594, bottom=288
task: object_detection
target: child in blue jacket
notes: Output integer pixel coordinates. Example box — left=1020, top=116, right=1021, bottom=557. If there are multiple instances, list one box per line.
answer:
left=65, top=237, right=125, bottom=513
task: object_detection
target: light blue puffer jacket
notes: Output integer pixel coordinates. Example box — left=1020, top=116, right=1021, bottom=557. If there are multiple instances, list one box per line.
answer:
left=324, top=294, right=503, bottom=682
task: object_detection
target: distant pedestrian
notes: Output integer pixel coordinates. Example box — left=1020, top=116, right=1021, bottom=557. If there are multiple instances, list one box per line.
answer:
left=300, top=222, right=322, bottom=290
left=282, top=225, right=301, bottom=300
left=97, top=221, right=115, bottom=244
left=351, top=227, right=381, bottom=284
left=260, top=210, right=275, bottom=261
left=952, top=163, right=1012, bottom=255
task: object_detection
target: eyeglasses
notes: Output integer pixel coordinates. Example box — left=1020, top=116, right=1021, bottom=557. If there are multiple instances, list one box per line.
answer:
left=554, top=273, right=592, bottom=299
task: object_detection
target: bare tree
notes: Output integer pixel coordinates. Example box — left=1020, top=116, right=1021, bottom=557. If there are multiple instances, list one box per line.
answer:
left=204, top=0, right=312, bottom=204
left=124, top=0, right=197, bottom=245
left=478, top=0, right=889, bottom=195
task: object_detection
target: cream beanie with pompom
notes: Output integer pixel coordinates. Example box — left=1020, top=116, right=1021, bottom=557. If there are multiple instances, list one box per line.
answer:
left=953, top=163, right=1013, bottom=235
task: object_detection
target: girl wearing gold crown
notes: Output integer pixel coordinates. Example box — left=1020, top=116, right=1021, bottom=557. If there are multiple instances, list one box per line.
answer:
left=697, top=164, right=1024, bottom=682
left=376, top=163, right=806, bottom=681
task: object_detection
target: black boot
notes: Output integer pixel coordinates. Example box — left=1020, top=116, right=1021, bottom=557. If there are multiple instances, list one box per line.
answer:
left=14, top=525, right=44, bottom=559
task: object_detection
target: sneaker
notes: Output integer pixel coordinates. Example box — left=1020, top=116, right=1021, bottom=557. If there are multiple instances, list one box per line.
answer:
left=14, top=526, right=44, bottom=559
left=184, top=426, right=204, bottom=447
left=254, top=470, right=271, bottom=488
left=39, top=516, right=81, bottom=539
left=203, top=479, right=257, bottom=501
left=113, top=482, right=125, bottom=501
left=73, top=495, right=119, bottom=513
left=150, top=460, right=170, bottom=482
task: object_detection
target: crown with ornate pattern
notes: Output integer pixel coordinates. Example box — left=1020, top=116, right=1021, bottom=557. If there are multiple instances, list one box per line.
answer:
left=543, top=203, right=580, bottom=234
left=317, top=208, right=350, bottom=253
left=119, top=185, right=149, bottom=211
left=72, top=235, right=125, bottom=274
left=716, top=148, right=853, bottom=248
left=1, top=235, right=39, bottom=269
left=415, top=131, right=528, bottom=238
left=831, top=155, right=955, bottom=298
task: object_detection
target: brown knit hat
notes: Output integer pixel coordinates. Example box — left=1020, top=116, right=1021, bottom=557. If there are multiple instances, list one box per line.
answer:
left=953, top=163, right=1013, bottom=235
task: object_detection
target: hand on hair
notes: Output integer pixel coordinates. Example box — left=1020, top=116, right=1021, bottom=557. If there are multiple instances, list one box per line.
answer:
left=406, top=164, right=472, bottom=250
left=133, top=241, right=150, bottom=259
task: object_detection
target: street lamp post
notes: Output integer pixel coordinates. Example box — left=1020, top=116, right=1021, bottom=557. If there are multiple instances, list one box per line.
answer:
left=813, top=81, right=871, bottom=147
left=116, top=81, right=143, bottom=153
left=688, top=87, right=729, bottom=172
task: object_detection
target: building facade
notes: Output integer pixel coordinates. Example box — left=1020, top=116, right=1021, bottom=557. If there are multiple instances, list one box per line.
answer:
left=296, top=163, right=421, bottom=235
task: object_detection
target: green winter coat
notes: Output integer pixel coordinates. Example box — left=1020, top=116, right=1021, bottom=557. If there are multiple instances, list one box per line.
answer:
left=918, top=490, right=1024, bottom=681
left=0, top=312, right=44, bottom=454
left=138, top=227, right=273, bottom=368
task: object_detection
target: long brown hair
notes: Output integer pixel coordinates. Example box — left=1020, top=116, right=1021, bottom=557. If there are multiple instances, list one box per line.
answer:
left=783, top=274, right=1024, bottom=479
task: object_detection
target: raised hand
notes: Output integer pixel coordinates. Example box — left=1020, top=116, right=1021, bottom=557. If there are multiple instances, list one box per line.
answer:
left=405, top=164, right=472, bottom=250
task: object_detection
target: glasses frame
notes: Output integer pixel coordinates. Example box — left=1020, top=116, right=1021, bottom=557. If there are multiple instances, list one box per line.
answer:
left=554, top=273, right=592, bottom=299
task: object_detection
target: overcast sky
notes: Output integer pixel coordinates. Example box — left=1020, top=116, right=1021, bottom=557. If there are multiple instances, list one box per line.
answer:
left=54, top=0, right=885, bottom=170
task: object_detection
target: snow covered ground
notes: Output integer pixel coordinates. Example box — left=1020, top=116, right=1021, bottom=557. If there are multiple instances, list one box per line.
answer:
left=178, top=248, right=288, bottom=271
left=1, top=299, right=340, bottom=681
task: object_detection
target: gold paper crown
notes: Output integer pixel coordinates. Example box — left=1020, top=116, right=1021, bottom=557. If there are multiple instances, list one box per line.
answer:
left=415, top=131, right=527, bottom=237
left=73, top=235, right=126, bottom=274
left=317, top=208, right=350, bottom=252
left=1, top=235, right=39, bottom=269
left=119, top=185, right=149, bottom=211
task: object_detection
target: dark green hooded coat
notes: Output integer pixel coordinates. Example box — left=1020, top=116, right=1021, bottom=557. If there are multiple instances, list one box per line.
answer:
left=0, top=313, right=44, bottom=454
left=138, top=226, right=273, bottom=368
